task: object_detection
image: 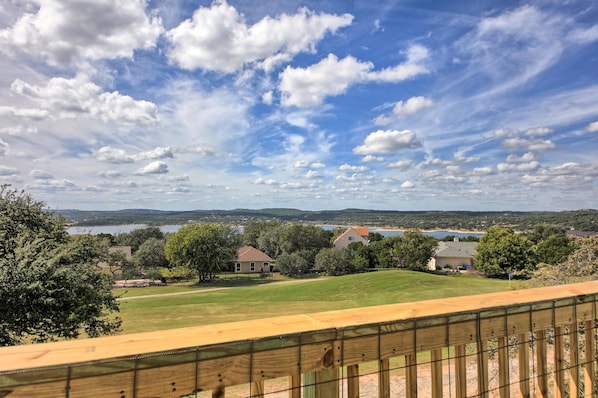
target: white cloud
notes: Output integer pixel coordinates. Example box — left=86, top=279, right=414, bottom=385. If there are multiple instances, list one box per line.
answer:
left=0, top=0, right=163, bottom=66
left=30, top=169, right=54, bottom=179
left=166, top=1, right=352, bottom=73
left=310, top=161, right=326, bottom=169
left=135, top=147, right=174, bottom=161
left=98, top=170, right=123, bottom=178
left=524, top=127, right=552, bottom=136
left=391, top=96, right=434, bottom=118
left=338, top=163, right=368, bottom=172
left=253, top=177, right=278, bottom=185
left=95, top=146, right=134, bottom=164
left=497, top=161, right=540, bottom=172
left=353, top=130, right=422, bottom=155
left=502, top=137, right=556, bottom=151
left=279, top=53, right=428, bottom=108
left=387, top=160, right=414, bottom=170
left=361, top=155, right=384, bottom=162
left=506, top=152, right=538, bottom=163
left=587, top=121, right=598, bottom=133
left=400, top=181, right=415, bottom=188
left=305, top=170, right=322, bottom=179
left=472, top=167, right=495, bottom=176
left=0, top=105, right=49, bottom=120
left=0, top=166, right=19, bottom=176
left=262, top=91, right=273, bottom=105
left=293, top=160, right=309, bottom=168
left=11, top=75, right=158, bottom=125
left=136, top=161, right=169, bottom=175
left=0, top=139, right=8, bottom=156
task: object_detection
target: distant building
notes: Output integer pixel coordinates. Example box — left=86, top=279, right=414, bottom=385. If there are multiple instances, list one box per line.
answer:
left=427, top=241, right=478, bottom=271
left=566, top=230, right=598, bottom=239
left=235, top=246, right=273, bottom=273
left=333, top=227, right=369, bottom=249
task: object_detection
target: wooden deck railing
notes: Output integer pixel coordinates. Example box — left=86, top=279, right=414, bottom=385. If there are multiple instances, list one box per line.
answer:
left=1, top=281, right=598, bottom=397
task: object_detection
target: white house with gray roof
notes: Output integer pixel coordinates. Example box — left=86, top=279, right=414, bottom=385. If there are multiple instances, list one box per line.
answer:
left=427, top=241, right=478, bottom=271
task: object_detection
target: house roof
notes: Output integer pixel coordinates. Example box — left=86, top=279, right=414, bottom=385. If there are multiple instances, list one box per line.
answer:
left=434, top=241, right=478, bottom=258
left=333, top=227, right=369, bottom=245
left=237, top=246, right=273, bottom=262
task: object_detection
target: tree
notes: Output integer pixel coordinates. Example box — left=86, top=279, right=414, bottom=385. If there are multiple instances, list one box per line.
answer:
left=474, top=226, right=535, bottom=276
left=132, top=237, right=168, bottom=271
left=0, top=186, right=121, bottom=345
left=276, top=251, right=310, bottom=277
left=115, top=226, right=164, bottom=253
left=394, top=230, right=437, bottom=271
left=164, top=223, right=241, bottom=283
left=279, top=225, right=332, bottom=266
left=534, top=234, right=576, bottom=265
left=530, top=237, right=598, bottom=287
left=314, top=248, right=351, bottom=275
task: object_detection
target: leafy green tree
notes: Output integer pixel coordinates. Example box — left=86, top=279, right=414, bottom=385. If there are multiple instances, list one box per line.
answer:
left=0, top=186, right=121, bottom=345
left=115, top=226, right=164, bottom=253
left=314, top=248, right=351, bottom=275
left=474, top=226, right=535, bottom=276
left=165, top=223, right=241, bottom=283
left=394, top=230, right=437, bottom=271
left=346, top=242, right=374, bottom=271
left=530, top=238, right=598, bottom=286
left=534, top=234, right=576, bottom=265
left=276, top=251, right=310, bottom=277
left=369, top=237, right=400, bottom=268
left=279, top=225, right=332, bottom=266
left=133, top=237, right=168, bottom=270
left=256, top=223, right=286, bottom=258
left=525, top=224, right=566, bottom=244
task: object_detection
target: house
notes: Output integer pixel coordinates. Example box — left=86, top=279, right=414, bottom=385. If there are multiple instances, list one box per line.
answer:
left=427, top=241, right=478, bottom=271
left=235, top=246, right=273, bottom=273
left=333, top=227, right=369, bottom=249
left=566, top=230, right=598, bottom=239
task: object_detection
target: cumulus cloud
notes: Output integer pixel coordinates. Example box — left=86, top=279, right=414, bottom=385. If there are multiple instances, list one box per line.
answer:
left=506, top=152, right=538, bottom=163
left=136, top=161, right=169, bottom=175
left=166, top=1, right=352, bottom=73
left=497, top=161, right=540, bottom=172
left=387, top=160, right=414, bottom=170
left=502, top=137, right=556, bottom=151
left=98, top=170, right=123, bottom=178
left=0, top=0, right=163, bottom=66
left=11, top=75, right=158, bottom=125
left=305, top=170, right=322, bottom=179
left=524, top=127, right=552, bottom=136
left=472, top=167, right=495, bottom=176
left=95, top=146, right=134, bottom=164
left=0, top=106, right=49, bottom=120
left=279, top=52, right=428, bottom=108
left=0, top=166, right=19, bottom=176
left=135, top=147, right=174, bottom=161
left=30, top=169, right=54, bottom=180
left=392, top=96, right=434, bottom=118
left=361, top=155, right=384, bottom=162
left=587, top=121, right=598, bottom=132
left=522, top=162, right=598, bottom=188
left=338, top=163, right=368, bottom=172
left=253, top=177, right=278, bottom=185
left=353, top=130, right=422, bottom=155
left=400, top=181, right=415, bottom=188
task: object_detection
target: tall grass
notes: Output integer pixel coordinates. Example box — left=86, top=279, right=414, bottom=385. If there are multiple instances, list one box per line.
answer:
left=118, top=270, right=509, bottom=334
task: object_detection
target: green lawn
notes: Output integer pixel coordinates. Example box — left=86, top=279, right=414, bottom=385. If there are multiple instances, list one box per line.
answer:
left=117, top=271, right=510, bottom=334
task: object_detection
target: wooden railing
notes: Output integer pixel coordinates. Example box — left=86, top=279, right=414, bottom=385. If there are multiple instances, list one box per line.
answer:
left=1, top=281, right=598, bottom=397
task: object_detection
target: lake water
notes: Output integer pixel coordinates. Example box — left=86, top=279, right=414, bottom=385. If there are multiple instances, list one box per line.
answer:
left=68, top=224, right=483, bottom=239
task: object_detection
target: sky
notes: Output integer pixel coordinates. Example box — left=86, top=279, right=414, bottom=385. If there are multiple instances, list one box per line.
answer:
left=0, top=0, right=597, bottom=212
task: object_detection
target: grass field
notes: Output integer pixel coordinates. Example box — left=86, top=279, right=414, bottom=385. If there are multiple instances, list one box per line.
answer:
left=117, top=270, right=510, bottom=334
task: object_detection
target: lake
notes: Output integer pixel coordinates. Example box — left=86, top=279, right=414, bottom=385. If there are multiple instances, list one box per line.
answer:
left=67, top=224, right=484, bottom=239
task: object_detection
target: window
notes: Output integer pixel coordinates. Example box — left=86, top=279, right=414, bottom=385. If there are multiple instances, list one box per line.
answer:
left=348, top=236, right=354, bottom=241
left=236, top=263, right=241, bottom=272
left=250, top=262, right=255, bottom=272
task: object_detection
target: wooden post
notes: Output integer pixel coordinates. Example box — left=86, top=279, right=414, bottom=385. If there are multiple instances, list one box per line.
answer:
left=251, top=381, right=264, bottom=397
left=455, top=344, right=467, bottom=398
left=477, top=339, right=489, bottom=398
left=554, top=326, right=565, bottom=398
left=289, top=374, right=301, bottom=398
left=347, top=364, right=360, bottom=398
left=304, top=369, right=339, bottom=398
left=378, top=358, right=390, bottom=398
left=431, top=349, right=443, bottom=398
left=405, top=353, right=417, bottom=398
left=518, top=333, right=530, bottom=397
left=569, top=323, right=580, bottom=398
left=584, top=320, right=596, bottom=398
left=536, top=329, right=548, bottom=397
left=498, top=336, right=510, bottom=398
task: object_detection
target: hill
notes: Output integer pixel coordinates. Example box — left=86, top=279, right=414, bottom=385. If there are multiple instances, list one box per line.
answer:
left=55, top=208, right=598, bottom=232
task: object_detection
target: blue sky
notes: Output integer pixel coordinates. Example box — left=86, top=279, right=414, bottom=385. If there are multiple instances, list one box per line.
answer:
left=0, top=0, right=597, bottom=211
